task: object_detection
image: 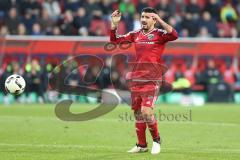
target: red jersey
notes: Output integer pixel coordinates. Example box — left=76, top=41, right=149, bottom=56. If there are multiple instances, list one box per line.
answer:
left=110, top=28, right=178, bottom=63
left=110, top=28, right=178, bottom=81
left=110, top=28, right=178, bottom=109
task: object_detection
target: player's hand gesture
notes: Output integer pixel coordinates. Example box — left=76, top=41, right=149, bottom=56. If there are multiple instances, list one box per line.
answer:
left=146, top=13, right=161, bottom=21
left=146, top=12, right=173, bottom=33
left=111, top=10, right=121, bottom=25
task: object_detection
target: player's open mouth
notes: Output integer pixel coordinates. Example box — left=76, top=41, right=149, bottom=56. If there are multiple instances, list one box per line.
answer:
left=141, top=23, right=147, bottom=27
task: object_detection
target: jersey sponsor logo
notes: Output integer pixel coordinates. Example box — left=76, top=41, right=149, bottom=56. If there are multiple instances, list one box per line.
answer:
left=136, top=41, right=156, bottom=44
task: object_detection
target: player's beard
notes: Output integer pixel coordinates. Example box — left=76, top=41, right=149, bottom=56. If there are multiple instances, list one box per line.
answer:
left=141, top=20, right=156, bottom=33
left=141, top=22, right=149, bottom=32
left=141, top=23, right=153, bottom=33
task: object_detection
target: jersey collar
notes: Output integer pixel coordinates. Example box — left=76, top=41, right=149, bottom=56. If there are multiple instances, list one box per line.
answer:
left=141, top=28, right=156, bottom=36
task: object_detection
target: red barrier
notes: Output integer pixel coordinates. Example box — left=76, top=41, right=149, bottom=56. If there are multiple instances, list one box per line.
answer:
left=0, top=36, right=239, bottom=56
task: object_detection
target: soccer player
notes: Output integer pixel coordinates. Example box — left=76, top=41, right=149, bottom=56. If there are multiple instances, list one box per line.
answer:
left=110, top=7, right=178, bottom=154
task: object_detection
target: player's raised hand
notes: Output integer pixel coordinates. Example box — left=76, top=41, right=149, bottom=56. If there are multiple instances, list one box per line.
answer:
left=146, top=12, right=173, bottom=33
left=146, top=13, right=161, bottom=21
left=111, top=10, right=121, bottom=25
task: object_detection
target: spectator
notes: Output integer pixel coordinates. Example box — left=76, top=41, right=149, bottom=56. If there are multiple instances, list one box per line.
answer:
left=92, top=9, right=103, bottom=20
left=119, top=0, right=135, bottom=31
left=99, top=0, right=113, bottom=19
left=31, top=23, right=42, bottom=35
left=84, top=65, right=105, bottom=89
left=83, top=0, right=101, bottom=16
left=198, top=11, right=217, bottom=37
left=204, top=0, right=221, bottom=21
left=202, top=59, right=234, bottom=102
left=172, top=72, right=192, bottom=106
left=172, top=0, right=186, bottom=15
left=119, top=0, right=135, bottom=16
left=37, top=9, right=54, bottom=34
left=79, top=27, right=89, bottom=36
left=73, top=7, right=91, bottom=30
left=202, top=59, right=222, bottom=86
left=218, top=28, right=226, bottom=38
left=0, top=25, right=9, bottom=36
left=19, top=0, right=41, bottom=16
left=180, top=28, right=189, bottom=37
left=12, top=61, right=23, bottom=75
left=42, top=0, right=61, bottom=21
left=63, top=56, right=81, bottom=89
left=168, top=16, right=181, bottom=33
left=91, top=27, right=105, bottom=36
left=186, top=0, right=201, bottom=17
left=17, top=23, right=27, bottom=35
left=21, top=10, right=36, bottom=32
left=220, top=3, right=238, bottom=23
left=223, top=59, right=236, bottom=85
left=52, top=26, right=61, bottom=35
left=230, top=27, right=239, bottom=38
left=60, top=10, right=74, bottom=35
left=4, top=7, right=20, bottom=34
left=111, top=69, right=127, bottom=90
left=198, top=27, right=212, bottom=39
left=24, top=59, right=44, bottom=103
left=181, top=13, right=199, bottom=37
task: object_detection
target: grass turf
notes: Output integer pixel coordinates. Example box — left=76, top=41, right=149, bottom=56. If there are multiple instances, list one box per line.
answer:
left=0, top=103, right=240, bottom=160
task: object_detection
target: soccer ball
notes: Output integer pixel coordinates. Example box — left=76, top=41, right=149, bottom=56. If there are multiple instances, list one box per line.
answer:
left=5, top=74, right=26, bottom=95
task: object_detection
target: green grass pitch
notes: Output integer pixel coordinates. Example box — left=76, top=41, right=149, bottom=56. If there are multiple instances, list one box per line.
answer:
left=0, top=103, right=240, bottom=160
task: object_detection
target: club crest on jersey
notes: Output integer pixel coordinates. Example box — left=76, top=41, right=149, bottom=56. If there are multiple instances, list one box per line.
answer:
left=147, top=34, right=154, bottom=40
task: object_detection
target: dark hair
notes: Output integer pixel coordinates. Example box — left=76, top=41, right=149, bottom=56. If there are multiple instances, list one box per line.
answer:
left=141, top=7, right=157, bottom=14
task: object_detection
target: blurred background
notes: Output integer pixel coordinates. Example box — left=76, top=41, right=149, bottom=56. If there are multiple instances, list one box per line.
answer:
left=0, top=0, right=240, bottom=105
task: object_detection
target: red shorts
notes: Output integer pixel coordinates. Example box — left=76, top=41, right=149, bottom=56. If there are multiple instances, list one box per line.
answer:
left=130, top=82, right=159, bottom=111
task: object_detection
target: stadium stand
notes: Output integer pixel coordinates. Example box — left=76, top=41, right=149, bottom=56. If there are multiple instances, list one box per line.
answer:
left=0, top=0, right=239, bottom=37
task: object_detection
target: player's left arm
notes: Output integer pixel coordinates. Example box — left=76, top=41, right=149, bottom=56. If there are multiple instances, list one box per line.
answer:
left=149, top=13, right=178, bottom=41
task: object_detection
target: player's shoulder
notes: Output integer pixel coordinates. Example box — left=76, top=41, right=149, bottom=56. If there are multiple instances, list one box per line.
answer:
left=128, top=29, right=141, bottom=35
left=122, top=29, right=141, bottom=37
left=119, top=29, right=140, bottom=38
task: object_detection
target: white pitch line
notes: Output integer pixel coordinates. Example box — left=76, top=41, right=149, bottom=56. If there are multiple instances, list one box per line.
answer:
left=0, top=143, right=120, bottom=149
left=0, top=115, right=239, bottom=127
left=0, top=143, right=240, bottom=154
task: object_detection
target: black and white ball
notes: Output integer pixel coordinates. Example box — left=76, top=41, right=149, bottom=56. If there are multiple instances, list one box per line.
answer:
left=5, top=74, right=26, bottom=95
